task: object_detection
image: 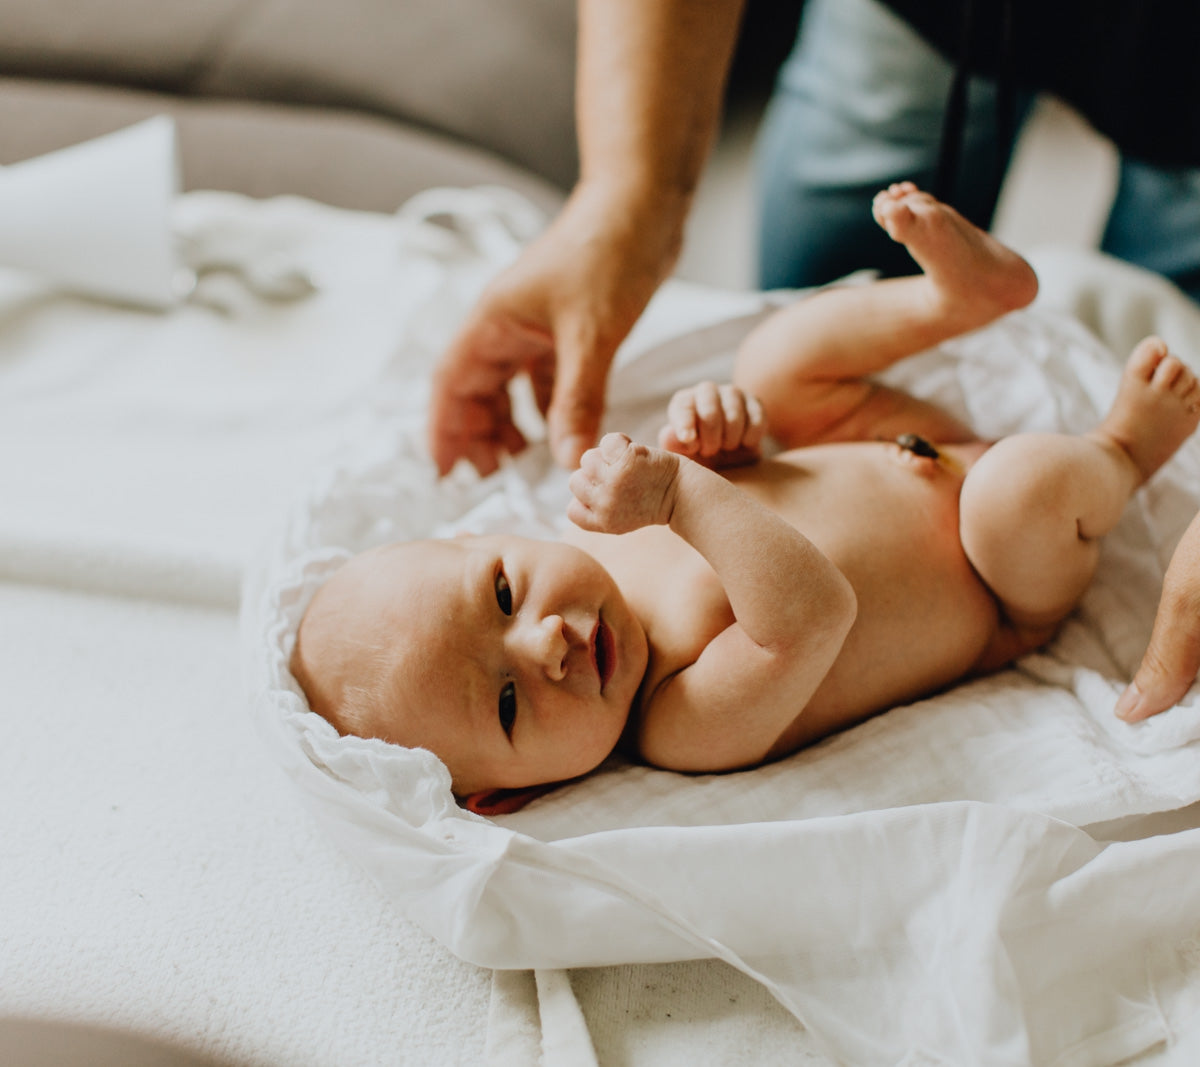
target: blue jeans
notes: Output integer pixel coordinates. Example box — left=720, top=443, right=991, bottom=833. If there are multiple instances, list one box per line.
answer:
left=755, top=0, right=1200, bottom=304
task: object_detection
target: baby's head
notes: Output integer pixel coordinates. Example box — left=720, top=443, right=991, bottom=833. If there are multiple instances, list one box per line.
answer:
left=290, top=533, right=648, bottom=801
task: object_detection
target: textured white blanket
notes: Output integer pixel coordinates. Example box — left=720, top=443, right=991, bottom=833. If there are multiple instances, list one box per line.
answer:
left=248, top=198, right=1200, bottom=1064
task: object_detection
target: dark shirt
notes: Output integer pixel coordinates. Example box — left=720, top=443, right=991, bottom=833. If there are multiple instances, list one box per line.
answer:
left=881, top=0, right=1200, bottom=167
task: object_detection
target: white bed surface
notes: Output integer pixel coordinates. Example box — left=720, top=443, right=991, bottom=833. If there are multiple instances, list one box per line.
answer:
left=0, top=582, right=492, bottom=1065
left=4, top=184, right=1200, bottom=1066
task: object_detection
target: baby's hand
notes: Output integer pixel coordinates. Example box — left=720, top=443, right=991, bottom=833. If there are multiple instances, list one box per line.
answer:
left=568, top=433, right=680, bottom=534
left=658, top=381, right=765, bottom=468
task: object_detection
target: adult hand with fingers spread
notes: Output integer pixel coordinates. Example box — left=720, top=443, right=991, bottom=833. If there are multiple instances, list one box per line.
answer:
left=1118, top=509, right=1200, bottom=722
left=426, top=0, right=746, bottom=477
left=429, top=182, right=677, bottom=476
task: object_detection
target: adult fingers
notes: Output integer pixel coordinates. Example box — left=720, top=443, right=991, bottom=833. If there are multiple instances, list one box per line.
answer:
left=1118, top=512, right=1200, bottom=720
left=546, top=325, right=617, bottom=470
left=1118, top=595, right=1200, bottom=721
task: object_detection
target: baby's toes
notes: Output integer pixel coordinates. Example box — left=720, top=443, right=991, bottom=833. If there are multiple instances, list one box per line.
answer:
left=873, top=184, right=909, bottom=221
left=877, top=181, right=918, bottom=202
left=876, top=198, right=917, bottom=241
left=1168, top=357, right=1198, bottom=399
left=1176, top=367, right=1200, bottom=414
left=871, top=190, right=890, bottom=226
left=1152, top=353, right=1191, bottom=393
left=1128, top=336, right=1169, bottom=382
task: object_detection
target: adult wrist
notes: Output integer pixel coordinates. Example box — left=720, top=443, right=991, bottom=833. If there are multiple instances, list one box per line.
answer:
left=569, top=174, right=691, bottom=261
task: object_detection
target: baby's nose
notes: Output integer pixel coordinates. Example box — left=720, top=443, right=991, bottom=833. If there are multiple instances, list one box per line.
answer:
left=522, top=614, right=568, bottom=681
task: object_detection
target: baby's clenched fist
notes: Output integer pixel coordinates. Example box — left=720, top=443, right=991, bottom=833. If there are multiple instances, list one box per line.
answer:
left=568, top=433, right=680, bottom=534
left=658, top=381, right=765, bottom=468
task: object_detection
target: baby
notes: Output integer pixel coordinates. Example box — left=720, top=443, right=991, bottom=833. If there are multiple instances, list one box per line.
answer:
left=291, top=183, right=1200, bottom=814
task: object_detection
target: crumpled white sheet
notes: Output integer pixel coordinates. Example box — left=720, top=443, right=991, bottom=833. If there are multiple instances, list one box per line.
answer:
left=245, top=195, right=1200, bottom=1065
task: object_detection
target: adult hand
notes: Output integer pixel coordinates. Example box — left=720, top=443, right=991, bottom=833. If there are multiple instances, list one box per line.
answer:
left=428, top=182, right=683, bottom=477
left=1117, top=510, right=1200, bottom=721
left=428, top=0, right=743, bottom=476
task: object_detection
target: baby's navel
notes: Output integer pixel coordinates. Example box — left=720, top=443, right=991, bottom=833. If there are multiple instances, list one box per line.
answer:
left=895, top=433, right=940, bottom=459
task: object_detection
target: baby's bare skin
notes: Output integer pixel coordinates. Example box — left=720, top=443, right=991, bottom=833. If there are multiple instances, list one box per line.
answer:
left=295, top=186, right=1200, bottom=799
left=567, top=438, right=996, bottom=750
left=569, top=187, right=1200, bottom=758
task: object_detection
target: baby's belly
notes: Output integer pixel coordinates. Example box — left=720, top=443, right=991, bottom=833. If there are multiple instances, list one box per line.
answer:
left=728, top=443, right=1002, bottom=754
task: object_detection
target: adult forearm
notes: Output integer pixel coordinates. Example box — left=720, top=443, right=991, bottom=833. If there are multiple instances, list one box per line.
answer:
left=576, top=0, right=745, bottom=209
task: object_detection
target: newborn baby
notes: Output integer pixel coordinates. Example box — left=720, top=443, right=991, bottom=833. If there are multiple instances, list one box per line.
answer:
left=291, top=184, right=1200, bottom=812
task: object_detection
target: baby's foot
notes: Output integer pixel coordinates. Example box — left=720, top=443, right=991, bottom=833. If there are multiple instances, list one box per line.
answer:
left=1096, top=337, right=1200, bottom=483
left=872, top=183, right=1038, bottom=323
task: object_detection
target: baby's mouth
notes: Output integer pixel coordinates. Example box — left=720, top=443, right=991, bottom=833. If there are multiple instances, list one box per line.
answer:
left=593, top=618, right=616, bottom=691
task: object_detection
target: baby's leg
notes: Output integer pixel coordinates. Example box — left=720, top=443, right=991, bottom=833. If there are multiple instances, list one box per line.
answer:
left=737, top=184, right=1039, bottom=446
left=960, top=339, right=1200, bottom=631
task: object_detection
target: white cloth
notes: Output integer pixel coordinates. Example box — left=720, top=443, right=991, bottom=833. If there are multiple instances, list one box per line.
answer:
left=0, top=189, right=458, bottom=605
left=0, top=118, right=185, bottom=307
left=246, top=210, right=1200, bottom=1063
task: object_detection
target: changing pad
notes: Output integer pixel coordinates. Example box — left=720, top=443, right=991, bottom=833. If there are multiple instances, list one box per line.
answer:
left=244, top=193, right=1200, bottom=1065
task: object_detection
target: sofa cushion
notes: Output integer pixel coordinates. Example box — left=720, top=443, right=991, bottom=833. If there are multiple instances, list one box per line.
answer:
left=0, top=77, right=566, bottom=215
left=0, top=0, right=578, bottom=188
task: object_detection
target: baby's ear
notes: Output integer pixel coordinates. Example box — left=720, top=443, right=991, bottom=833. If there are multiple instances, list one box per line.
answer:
left=460, top=783, right=560, bottom=816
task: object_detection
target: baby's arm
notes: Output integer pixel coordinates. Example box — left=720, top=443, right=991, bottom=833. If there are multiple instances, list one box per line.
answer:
left=569, top=433, right=857, bottom=771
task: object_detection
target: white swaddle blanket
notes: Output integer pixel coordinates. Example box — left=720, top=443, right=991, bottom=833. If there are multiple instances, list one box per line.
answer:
left=245, top=202, right=1200, bottom=1064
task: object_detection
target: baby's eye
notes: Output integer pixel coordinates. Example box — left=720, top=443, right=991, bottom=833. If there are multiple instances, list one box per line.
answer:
left=494, top=568, right=513, bottom=615
left=499, top=682, right=517, bottom=737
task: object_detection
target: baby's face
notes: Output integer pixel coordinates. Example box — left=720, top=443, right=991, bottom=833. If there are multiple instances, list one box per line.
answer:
left=298, top=534, right=648, bottom=796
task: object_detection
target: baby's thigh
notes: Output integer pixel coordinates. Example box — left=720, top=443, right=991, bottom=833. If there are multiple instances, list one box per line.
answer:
left=959, top=434, right=1102, bottom=628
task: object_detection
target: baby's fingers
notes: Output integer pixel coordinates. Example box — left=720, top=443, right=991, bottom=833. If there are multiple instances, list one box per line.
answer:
left=665, top=389, right=702, bottom=454
left=717, top=384, right=750, bottom=452
left=567, top=459, right=604, bottom=530
left=742, top=393, right=766, bottom=450
left=691, top=381, right=728, bottom=456
left=566, top=494, right=602, bottom=531
left=569, top=433, right=631, bottom=502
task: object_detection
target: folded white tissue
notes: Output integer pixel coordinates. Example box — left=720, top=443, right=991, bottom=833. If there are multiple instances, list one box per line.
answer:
left=0, top=117, right=190, bottom=308
left=245, top=271, right=1200, bottom=1066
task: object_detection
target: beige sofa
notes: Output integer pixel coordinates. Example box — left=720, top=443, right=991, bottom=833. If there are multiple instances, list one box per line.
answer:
left=0, top=0, right=577, bottom=215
